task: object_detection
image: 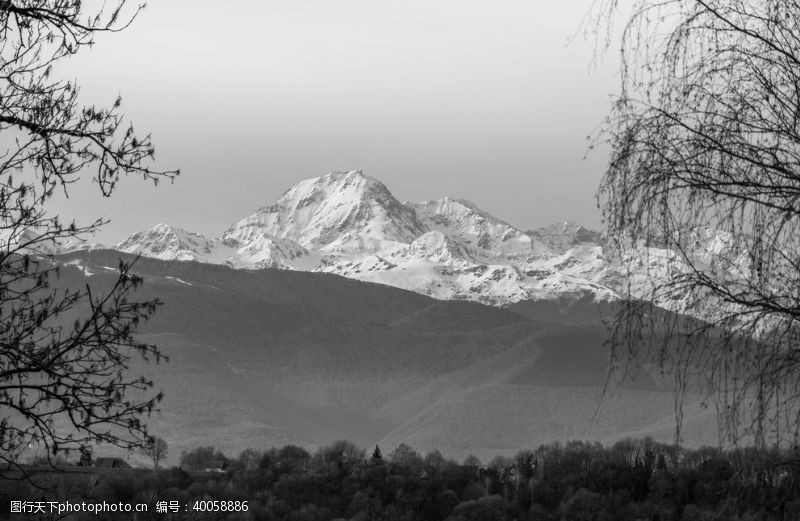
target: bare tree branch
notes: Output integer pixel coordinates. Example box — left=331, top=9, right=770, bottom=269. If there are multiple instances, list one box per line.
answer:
left=591, top=0, right=800, bottom=448
left=0, top=0, right=177, bottom=474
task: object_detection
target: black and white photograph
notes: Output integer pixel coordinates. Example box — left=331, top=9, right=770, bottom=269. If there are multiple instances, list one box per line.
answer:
left=1, top=1, right=800, bottom=519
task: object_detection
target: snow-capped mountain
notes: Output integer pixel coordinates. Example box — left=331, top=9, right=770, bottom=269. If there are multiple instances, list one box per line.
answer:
left=116, top=223, right=314, bottom=270
left=41, top=169, right=754, bottom=313
left=108, top=170, right=618, bottom=306
left=223, top=170, right=427, bottom=254
left=117, top=224, right=218, bottom=262
left=0, top=227, right=100, bottom=255
left=528, top=221, right=603, bottom=255
left=109, top=171, right=617, bottom=305
left=408, top=197, right=538, bottom=258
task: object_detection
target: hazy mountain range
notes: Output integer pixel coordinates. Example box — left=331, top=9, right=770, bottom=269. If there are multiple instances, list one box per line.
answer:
left=13, top=170, right=747, bottom=462
left=111, top=171, right=757, bottom=327
left=9, top=170, right=748, bottom=318
left=82, top=170, right=612, bottom=306
left=18, top=169, right=744, bottom=318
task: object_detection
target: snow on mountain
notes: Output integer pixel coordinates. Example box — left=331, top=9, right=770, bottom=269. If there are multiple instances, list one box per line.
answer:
left=223, top=170, right=427, bottom=254
left=616, top=228, right=762, bottom=331
left=112, top=170, right=623, bottom=306
left=0, top=227, right=100, bottom=255
left=115, top=223, right=313, bottom=270
left=224, top=234, right=312, bottom=270
left=527, top=221, right=603, bottom=254
left=6, top=170, right=751, bottom=316
left=409, top=197, right=537, bottom=258
left=405, top=231, right=472, bottom=264
left=116, top=224, right=217, bottom=262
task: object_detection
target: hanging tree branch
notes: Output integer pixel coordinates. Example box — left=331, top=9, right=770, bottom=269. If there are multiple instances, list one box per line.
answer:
left=591, top=0, right=800, bottom=448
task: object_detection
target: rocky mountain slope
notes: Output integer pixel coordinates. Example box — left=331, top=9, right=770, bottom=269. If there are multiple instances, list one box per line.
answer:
left=114, top=170, right=617, bottom=306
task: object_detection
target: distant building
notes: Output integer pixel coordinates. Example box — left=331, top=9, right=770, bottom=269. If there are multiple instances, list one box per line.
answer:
left=94, top=457, right=132, bottom=469
left=203, top=460, right=226, bottom=473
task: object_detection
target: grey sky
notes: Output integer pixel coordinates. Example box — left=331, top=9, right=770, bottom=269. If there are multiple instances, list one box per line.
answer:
left=49, top=1, right=617, bottom=243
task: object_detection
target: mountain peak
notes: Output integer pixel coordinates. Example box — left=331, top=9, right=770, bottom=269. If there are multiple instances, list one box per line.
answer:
left=109, top=172, right=621, bottom=307
left=408, top=197, right=532, bottom=256
left=117, top=223, right=216, bottom=261
left=225, top=170, right=426, bottom=252
left=321, top=168, right=365, bottom=181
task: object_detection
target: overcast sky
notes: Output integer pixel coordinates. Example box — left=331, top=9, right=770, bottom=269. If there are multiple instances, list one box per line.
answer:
left=49, top=1, right=618, bottom=243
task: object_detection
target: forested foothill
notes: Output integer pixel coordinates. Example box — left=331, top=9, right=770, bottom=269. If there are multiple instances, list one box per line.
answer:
left=2, top=438, right=799, bottom=520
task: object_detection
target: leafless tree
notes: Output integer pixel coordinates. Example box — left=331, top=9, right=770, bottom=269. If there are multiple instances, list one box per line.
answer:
left=0, top=0, right=178, bottom=475
left=141, top=436, right=167, bottom=470
left=591, top=0, right=800, bottom=449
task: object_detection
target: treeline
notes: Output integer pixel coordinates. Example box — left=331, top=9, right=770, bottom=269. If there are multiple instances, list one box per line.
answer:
left=4, top=438, right=800, bottom=520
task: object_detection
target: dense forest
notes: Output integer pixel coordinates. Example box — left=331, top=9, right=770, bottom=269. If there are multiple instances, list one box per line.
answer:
left=2, top=438, right=799, bottom=520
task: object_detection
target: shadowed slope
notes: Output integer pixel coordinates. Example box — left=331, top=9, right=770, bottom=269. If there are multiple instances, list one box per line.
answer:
left=48, top=251, right=718, bottom=462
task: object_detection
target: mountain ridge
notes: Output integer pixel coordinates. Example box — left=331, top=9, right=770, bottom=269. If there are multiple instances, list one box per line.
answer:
left=30, top=170, right=741, bottom=313
left=108, top=170, right=616, bottom=306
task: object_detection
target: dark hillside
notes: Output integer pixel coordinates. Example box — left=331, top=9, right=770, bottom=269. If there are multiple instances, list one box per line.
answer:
left=44, top=252, right=719, bottom=461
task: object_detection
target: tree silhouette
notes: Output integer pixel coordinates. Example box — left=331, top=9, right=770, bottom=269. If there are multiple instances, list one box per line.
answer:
left=0, top=0, right=177, bottom=473
left=592, top=0, right=800, bottom=447
left=141, top=436, right=168, bottom=470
